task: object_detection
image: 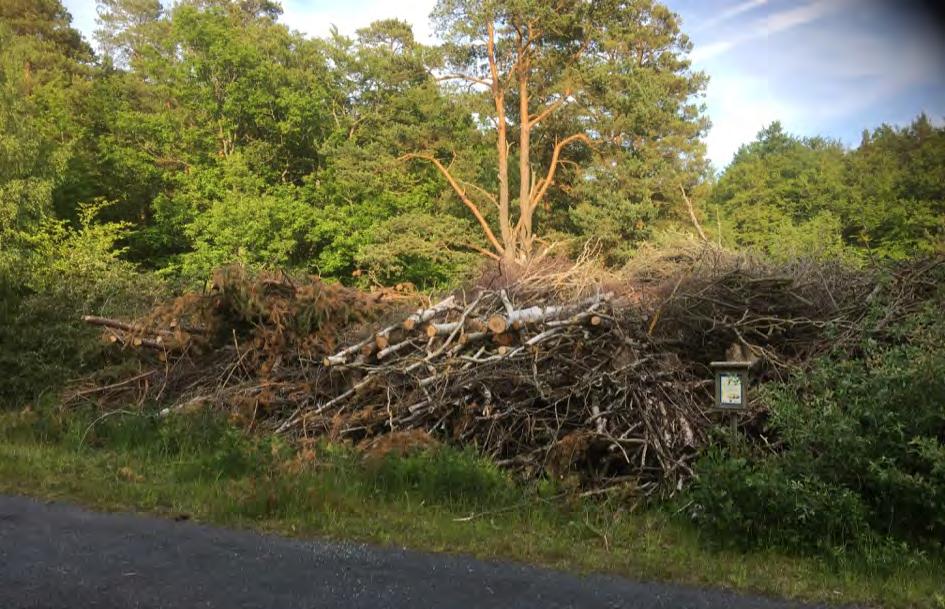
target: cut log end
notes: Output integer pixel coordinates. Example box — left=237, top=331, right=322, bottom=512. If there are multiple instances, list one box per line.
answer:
left=487, top=314, right=508, bottom=334
left=402, top=318, right=417, bottom=331
left=493, top=332, right=515, bottom=347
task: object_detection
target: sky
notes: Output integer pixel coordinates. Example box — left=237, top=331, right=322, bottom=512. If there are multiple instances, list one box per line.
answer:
left=62, top=0, right=945, bottom=169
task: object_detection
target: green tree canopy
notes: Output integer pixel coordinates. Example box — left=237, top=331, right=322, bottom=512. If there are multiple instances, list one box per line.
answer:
left=711, top=118, right=945, bottom=260
left=408, top=0, right=709, bottom=263
left=0, top=0, right=92, bottom=273
left=844, top=114, right=945, bottom=258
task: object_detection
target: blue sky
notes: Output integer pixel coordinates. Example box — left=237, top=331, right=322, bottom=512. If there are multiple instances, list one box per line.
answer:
left=62, top=0, right=945, bottom=169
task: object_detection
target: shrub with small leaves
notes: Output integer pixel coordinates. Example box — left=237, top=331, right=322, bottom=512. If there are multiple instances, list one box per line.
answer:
left=689, top=283, right=945, bottom=555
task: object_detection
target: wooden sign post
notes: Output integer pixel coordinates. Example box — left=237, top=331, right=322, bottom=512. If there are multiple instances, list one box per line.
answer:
left=710, top=360, right=751, bottom=434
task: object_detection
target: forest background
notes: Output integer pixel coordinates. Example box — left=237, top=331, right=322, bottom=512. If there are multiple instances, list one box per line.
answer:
left=2, top=0, right=944, bottom=438
left=1, top=4, right=944, bottom=603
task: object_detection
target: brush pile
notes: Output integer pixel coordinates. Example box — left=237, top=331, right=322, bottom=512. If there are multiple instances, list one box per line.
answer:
left=70, top=247, right=944, bottom=495
left=72, top=265, right=410, bottom=411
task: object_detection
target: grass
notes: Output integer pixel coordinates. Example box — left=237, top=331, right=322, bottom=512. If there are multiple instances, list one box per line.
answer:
left=0, top=405, right=942, bottom=609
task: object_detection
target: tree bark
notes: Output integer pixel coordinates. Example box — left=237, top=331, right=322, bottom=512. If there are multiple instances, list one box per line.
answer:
left=679, top=183, right=707, bottom=242
left=517, top=47, right=532, bottom=257
left=488, top=21, right=513, bottom=257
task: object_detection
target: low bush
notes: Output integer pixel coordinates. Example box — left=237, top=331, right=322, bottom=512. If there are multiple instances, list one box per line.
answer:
left=688, top=289, right=945, bottom=555
left=0, top=205, right=165, bottom=406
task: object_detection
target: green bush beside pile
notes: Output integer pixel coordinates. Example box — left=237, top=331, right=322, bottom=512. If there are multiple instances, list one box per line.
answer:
left=689, top=292, right=945, bottom=555
left=0, top=207, right=164, bottom=406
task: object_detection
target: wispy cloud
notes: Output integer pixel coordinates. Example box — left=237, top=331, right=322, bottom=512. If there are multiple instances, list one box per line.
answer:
left=693, top=0, right=945, bottom=167
left=694, top=0, right=768, bottom=32
left=764, top=0, right=837, bottom=33
left=691, top=0, right=848, bottom=62
left=690, top=40, right=737, bottom=62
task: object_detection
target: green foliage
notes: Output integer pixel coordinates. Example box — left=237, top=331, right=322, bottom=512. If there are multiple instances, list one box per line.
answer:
left=309, top=18, right=489, bottom=283
left=432, top=0, right=710, bottom=260
left=689, top=284, right=945, bottom=555
left=3, top=405, right=945, bottom=607
left=161, top=156, right=315, bottom=276
left=690, top=449, right=873, bottom=552
left=845, top=115, right=945, bottom=258
left=709, top=122, right=850, bottom=260
left=353, top=212, right=483, bottom=288
left=2, top=5, right=944, bottom=596
left=87, top=0, right=337, bottom=272
left=0, top=3, right=90, bottom=246
left=3, top=405, right=268, bottom=480
left=367, top=446, right=517, bottom=508
left=712, top=118, right=945, bottom=261
left=0, top=203, right=162, bottom=405
left=3, top=0, right=939, bottom=292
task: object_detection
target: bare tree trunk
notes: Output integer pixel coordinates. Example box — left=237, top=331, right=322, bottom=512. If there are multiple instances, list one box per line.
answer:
left=679, top=184, right=707, bottom=242
left=488, top=22, right=513, bottom=258
left=518, top=53, right=532, bottom=259
left=415, top=21, right=591, bottom=263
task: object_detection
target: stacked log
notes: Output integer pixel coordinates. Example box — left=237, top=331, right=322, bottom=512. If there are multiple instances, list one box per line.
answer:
left=71, top=252, right=942, bottom=495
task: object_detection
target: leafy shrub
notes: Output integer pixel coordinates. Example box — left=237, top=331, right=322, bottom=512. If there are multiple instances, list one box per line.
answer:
left=691, top=450, right=871, bottom=552
left=0, top=204, right=164, bottom=406
left=689, top=292, right=945, bottom=554
left=353, top=212, right=483, bottom=289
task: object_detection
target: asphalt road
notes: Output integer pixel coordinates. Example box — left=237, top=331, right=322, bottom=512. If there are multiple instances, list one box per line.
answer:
left=0, top=494, right=832, bottom=609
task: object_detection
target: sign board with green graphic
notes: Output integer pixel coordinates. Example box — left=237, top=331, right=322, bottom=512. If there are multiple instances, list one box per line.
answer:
left=710, top=361, right=751, bottom=410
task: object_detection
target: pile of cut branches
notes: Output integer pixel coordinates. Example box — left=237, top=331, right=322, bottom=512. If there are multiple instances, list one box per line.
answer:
left=69, top=250, right=944, bottom=495
left=282, top=283, right=708, bottom=495
left=629, top=245, right=942, bottom=374
left=71, top=265, right=412, bottom=410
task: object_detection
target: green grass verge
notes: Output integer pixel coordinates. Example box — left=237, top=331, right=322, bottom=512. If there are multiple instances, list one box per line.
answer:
left=0, top=406, right=942, bottom=608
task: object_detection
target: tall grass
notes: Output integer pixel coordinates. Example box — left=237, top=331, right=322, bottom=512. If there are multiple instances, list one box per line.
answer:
left=1, top=405, right=943, bottom=608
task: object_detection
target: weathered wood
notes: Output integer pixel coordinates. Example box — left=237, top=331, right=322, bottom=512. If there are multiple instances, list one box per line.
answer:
left=375, top=331, right=391, bottom=350
left=487, top=314, right=508, bottom=334
left=485, top=292, right=611, bottom=334
left=324, top=296, right=457, bottom=367
left=83, top=315, right=168, bottom=337
left=424, top=319, right=482, bottom=337
left=402, top=295, right=456, bottom=330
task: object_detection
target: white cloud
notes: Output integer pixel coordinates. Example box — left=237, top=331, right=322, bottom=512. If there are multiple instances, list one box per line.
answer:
left=702, top=73, right=798, bottom=168
left=281, top=0, right=437, bottom=42
left=690, top=40, right=736, bottom=62
left=694, top=0, right=768, bottom=32
left=690, top=0, right=945, bottom=164
left=691, top=0, right=849, bottom=63
left=763, top=0, right=835, bottom=34
left=748, top=21, right=945, bottom=128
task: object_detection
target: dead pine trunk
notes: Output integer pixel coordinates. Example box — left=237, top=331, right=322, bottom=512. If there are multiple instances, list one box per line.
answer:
left=403, top=16, right=590, bottom=265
